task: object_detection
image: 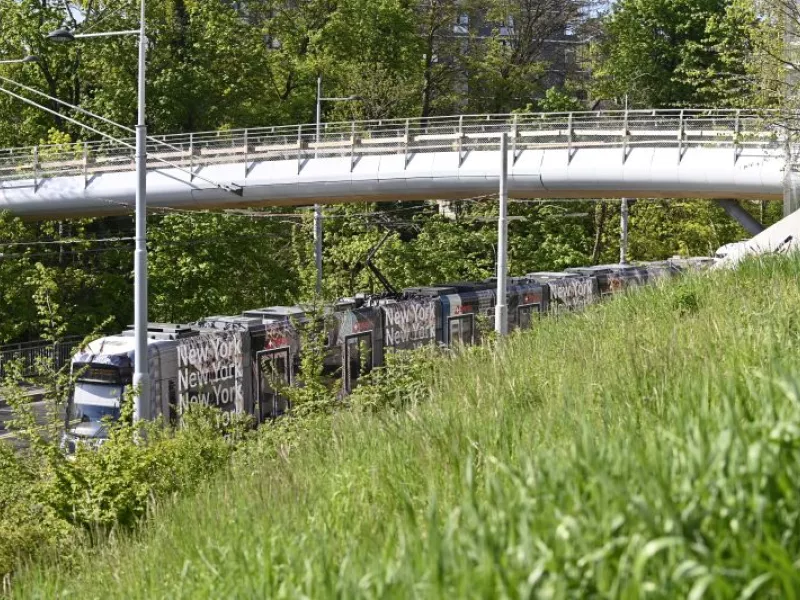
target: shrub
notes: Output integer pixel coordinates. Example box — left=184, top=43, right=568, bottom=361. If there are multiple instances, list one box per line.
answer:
left=0, top=394, right=247, bottom=580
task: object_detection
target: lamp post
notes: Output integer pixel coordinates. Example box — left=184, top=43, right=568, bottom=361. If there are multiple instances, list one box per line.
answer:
left=313, top=76, right=360, bottom=296
left=48, top=0, right=150, bottom=423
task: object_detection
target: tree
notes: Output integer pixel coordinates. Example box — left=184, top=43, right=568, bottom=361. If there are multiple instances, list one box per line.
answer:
left=0, top=0, right=78, bottom=146
left=593, top=0, right=761, bottom=108
left=0, top=211, right=131, bottom=344
left=417, top=0, right=467, bottom=117
left=465, top=0, right=587, bottom=113
left=0, top=213, right=37, bottom=343
left=730, top=0, right=800, bottom=108
left=147, top=211, right=298, bottom=323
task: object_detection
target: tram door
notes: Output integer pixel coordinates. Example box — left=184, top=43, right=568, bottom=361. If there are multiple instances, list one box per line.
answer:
left=448, top=314, right=475, bottom=346
left=344, top=332, right=373, bottom=393
left=517, top=303, right=541, bottom=330
left=257, top=349, right=290, bottom=421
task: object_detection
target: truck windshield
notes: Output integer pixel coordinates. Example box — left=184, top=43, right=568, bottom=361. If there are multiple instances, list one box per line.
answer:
left=72, top=382, right=122, bottom=423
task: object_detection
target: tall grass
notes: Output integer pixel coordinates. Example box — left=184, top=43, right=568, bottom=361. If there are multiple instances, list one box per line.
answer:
left=13, top=256, right=800, bottom=598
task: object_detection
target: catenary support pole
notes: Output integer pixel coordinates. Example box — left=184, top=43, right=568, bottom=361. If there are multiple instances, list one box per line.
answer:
left=314, top=76, right=323, bottom=295
left=132, top=0, right=149, bottom=422
left=620, top=197, right=629, bottom=264
left=495, top=133, right=509, bottom=336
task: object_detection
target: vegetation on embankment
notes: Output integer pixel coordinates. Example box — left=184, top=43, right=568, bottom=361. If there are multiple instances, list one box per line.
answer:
left=13, top=256, right=800, bottom=598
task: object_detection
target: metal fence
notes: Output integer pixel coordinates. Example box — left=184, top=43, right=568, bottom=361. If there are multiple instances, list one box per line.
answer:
left=0, top=335, right=84, bottom=379
left=0, top=108, right=789, bottom=184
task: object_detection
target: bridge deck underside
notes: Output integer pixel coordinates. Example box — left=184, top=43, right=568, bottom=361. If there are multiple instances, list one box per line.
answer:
left=0, top=110, right=789, bottom=219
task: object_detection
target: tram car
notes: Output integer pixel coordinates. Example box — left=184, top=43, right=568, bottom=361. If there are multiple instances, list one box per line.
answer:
left=565, top=264, right=648, bottom=297
left=524, top=272, right=600, bottom=315
left=65, top=324, right=252, bottom=450
left=64, top=258, right=714, bottom=446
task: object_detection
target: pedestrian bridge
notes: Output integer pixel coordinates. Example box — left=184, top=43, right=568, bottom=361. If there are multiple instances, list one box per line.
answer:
left=0, top=109, right=793, bottom=219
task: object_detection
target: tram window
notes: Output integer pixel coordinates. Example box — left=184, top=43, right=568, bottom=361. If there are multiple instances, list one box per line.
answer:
left=448, top=315, right=474, bottom=345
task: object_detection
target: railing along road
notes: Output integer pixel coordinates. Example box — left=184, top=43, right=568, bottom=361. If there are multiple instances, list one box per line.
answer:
left=0, top=336, right=84, bottom=379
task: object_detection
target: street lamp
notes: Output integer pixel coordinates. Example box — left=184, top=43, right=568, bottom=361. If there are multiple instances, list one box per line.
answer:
left=48, top=1, right=150, bottom=424
left=313, top=76, right=361, bottom=296
left=0, top=55, right=39, bottom=65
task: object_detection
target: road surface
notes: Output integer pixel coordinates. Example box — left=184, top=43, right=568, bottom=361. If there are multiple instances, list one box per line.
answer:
left=0, top=395, right=62, bottom=447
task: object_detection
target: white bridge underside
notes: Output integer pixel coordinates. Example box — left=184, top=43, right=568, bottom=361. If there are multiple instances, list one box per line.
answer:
left=0, top=110, right=789, bottom=219
left=0, top=147, right=785, bottom=219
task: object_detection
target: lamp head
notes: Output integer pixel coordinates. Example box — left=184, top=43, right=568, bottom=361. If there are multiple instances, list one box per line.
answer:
left=47, top=28, right=76, bottom=44
left=22, top=55, right=39, bottom=63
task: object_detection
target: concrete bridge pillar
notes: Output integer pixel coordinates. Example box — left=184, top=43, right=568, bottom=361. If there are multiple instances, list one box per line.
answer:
left=784, top=169, right=800, bottom=217
left=783, top=116, right=800, bottom=217
left=716, top=199, right=765, bottom=236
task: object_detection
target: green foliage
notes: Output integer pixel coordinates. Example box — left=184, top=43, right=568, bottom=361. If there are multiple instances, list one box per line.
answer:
left=0, top=386, right=243, bottom=579
left=277, top=312, right=340, bottom=417
left=0, top=213, right=35, bottom=342
left=40, top=402, right=245, bottom=532
left=580, top=199, right=766, bottom=266
left=309, top=197, right=764, bottom=303
left=465, top=0, right=585, bottom=113
left=467, top=36, right=548, bottom=113
left=312, top=200, right=597, bottom=300
left=0, top=284, right=246, bottom=580
left=0, top=442, right=74, bottom=591
left=537, top=87, right=585, bottom=112
left=348, top=345, right=442, bottom=413
left=670, top=281, right=701, bottom=316
left=0, top=211, right=131, bottom=344
left=13, top=256, right=800, bottom=597
left=593, top=0, right=761, bottom=107
left=147, top=212, right=298, bottom=323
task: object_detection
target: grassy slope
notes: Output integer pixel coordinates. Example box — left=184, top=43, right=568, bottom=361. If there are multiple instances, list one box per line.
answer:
left=15, top=257, right=800, bottom=598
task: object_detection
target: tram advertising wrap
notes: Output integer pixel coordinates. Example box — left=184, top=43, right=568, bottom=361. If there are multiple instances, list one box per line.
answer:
left=176, top=330, right=247, bottom=418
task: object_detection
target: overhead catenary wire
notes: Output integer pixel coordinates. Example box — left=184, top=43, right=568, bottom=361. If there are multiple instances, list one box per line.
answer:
left=0, top=235, right=299, bottom=260
left=0, top=85, right=242, bottom=195
left=0, top=230, right=297, bottom=250
left=0, top=74, right=185, bottom=155
left=91, top=195, right=440, bottom=222
left=0, top=201, right=457, bottom=256
left=0, top=194, right=579, bottom=253
left=1, top=190, right=634, bottom=255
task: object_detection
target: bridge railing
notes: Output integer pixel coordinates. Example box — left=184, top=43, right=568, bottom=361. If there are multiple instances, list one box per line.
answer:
left=0, top=109, right=786, bottom=184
